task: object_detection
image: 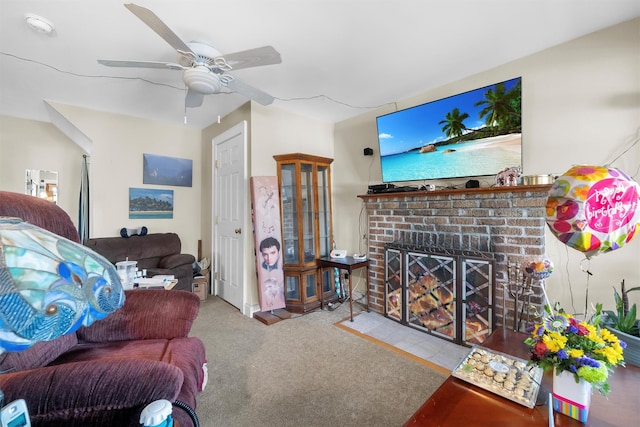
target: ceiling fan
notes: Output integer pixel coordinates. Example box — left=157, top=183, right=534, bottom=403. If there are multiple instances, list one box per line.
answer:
left=98, top=3, right=281, bottom=108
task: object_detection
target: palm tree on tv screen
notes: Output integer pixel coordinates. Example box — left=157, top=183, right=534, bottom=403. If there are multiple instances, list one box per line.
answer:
left=438, top=107, right=470, bottom=138
left=474, top=81, right=522, bottom=131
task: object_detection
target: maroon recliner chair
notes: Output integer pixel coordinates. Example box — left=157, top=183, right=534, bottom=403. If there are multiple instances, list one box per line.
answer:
left=0, top=191, right=206, bottom=427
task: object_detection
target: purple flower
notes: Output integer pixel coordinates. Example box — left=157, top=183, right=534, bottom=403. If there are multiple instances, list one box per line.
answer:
left=569, top=365, right=578, bottom=373
left=557, top=349, right=568, bottom=360
left=576, top=357, right=600, bottom=368
left=619, top=340, right=627, bottom=349
left=566, top=325, right=579, bottom=334
left=525, top=324, right=534, bottom=333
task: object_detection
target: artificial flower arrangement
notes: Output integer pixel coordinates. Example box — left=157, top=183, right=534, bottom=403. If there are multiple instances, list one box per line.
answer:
left=524, top=303, right=626, bottom=395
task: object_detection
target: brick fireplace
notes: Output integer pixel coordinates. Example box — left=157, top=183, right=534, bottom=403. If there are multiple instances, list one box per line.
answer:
left=359, top=185, right=552, bottom=338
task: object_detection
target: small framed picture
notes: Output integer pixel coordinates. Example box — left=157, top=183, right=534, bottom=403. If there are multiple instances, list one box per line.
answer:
left=129, top=187, right=173, bottom=219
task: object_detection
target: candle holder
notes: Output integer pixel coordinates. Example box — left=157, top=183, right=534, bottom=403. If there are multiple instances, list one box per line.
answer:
left=505, top=261, right=535, bottom=332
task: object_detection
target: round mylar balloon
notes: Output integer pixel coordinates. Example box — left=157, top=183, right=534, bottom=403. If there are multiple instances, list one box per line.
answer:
left=546, top=165, right=640, bottom=258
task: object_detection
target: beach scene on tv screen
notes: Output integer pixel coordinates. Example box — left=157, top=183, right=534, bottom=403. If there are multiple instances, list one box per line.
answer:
left=377, top=77, right=522, bottom=182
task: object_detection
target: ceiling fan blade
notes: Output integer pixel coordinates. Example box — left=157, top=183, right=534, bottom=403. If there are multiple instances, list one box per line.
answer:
left=185, top=89, right=205, bottom=108
left=222, top=46, right=282, bottom=71
left=98, top=59, right=185, bottom=70
left=225, top=78, right=275, bottom=106
left=124, top=3, right=194, bottom=55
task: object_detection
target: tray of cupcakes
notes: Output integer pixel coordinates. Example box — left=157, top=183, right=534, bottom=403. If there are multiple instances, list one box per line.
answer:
left=451, top=346, right=543, bottom=408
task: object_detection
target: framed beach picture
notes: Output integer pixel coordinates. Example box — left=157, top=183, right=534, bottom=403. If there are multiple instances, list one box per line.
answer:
left=129, top=188, right=174, bottom=219
left=143, top=153, right=193, bottom=187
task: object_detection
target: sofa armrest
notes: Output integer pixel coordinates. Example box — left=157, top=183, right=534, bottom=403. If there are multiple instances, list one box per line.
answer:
left=77, top=290, right=200, bottom=343
left=0, top=359, right=183, bottom=424
left=159, top=253, right=196, bottom=269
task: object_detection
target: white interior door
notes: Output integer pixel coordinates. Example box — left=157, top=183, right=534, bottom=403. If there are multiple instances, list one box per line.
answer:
left=213, top=121, right=246, bottom=310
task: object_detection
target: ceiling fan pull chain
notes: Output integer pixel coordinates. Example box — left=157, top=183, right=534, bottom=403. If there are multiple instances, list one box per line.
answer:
left=184, top=90, right=188, bottom=124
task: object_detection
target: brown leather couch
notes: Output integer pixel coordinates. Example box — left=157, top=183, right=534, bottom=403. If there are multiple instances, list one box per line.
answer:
left=85, top=233, right=196, bottom=291
left=0, top=191, right=207, bottom=427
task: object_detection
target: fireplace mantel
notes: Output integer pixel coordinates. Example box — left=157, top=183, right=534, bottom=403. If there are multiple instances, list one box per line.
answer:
left=358, top=184, right=552, bottom=200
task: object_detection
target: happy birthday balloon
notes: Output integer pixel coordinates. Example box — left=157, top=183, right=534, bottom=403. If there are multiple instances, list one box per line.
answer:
left=546, top=165, right=640, bottom=258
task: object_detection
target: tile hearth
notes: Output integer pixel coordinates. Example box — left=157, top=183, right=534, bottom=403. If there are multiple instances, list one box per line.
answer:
left=339, top=310, right=469, bottom=372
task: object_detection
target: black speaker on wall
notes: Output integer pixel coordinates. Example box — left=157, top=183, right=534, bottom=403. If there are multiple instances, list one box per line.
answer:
left=465, top=179, right=480, bottom=188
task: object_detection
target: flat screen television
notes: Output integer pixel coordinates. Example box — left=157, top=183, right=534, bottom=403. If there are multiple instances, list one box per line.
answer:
left=376, top=77, right=522, bottom=183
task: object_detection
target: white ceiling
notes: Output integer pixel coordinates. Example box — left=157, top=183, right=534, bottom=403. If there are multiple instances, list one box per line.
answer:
left=1, top=1, right=638, bottom=129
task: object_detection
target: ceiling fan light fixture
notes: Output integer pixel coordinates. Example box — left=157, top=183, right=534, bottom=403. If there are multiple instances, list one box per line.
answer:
left=24, top=13, right=55, bottom=35
left=183, top=66, right=221, bottom=94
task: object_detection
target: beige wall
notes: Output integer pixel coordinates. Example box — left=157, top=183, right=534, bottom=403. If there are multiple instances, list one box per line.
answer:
left=333, top=18, right=640, bottom=313
left=0, top=104, right=204, bottom=259
left=201, top=102, right=334, bottom=313
left=0, top=115, right=85, bottom=216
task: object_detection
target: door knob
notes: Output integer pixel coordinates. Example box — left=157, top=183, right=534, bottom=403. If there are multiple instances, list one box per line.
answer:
left=235, top=228, right=242, bottom=234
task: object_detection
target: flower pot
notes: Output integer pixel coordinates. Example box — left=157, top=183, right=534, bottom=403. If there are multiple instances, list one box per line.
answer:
left=607, top=328, right=640, bottom=367
left=552, top=368, right=592, bottom=422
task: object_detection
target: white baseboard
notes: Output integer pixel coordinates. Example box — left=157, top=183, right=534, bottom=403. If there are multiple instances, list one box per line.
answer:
left=244, top=303, right=260, bottom=318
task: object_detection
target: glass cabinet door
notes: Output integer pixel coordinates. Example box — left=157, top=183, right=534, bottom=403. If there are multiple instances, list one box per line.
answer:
left=281, top=164, right=299, bottom=264
left=286, top=275, right=299, bottom=300
left=305, top=271, right=317, bottom=299
left=300, top=163, right=316, bottom=263
left=317, top=165, right=330, bottom=258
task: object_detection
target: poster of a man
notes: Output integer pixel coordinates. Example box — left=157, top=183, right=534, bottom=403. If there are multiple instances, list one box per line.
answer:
left=260, top=237, right=281, bottom=271
left=251, top=176, right=286, bottom=312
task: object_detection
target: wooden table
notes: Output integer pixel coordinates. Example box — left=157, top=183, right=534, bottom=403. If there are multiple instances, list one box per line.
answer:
left=404, top=328, right=639, bottom=426
left=318, top=256, right=370, bottom=321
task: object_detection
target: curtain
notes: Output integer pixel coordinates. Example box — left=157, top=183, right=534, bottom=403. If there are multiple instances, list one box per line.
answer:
left=78, top=155, right=90, bottom=244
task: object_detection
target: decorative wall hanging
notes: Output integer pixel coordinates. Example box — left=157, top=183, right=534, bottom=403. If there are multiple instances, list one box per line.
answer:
left=129, top=188, right=174, bottom=219
left=143, top=153, right=193, bottom=187
left=250, top=176, right=286, bottom=313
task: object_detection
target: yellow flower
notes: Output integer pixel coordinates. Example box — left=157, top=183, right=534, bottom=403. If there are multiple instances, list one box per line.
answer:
left=584, top=323, right=605, bottom=344
left=533, top=324, right=544, bottom=337
left=567, top=348, right=584, bottom=358
left=594, top=346, right=624, bottom=365
left=600, top=328, right=618, bottom=343
left=542, top=331, right=567, bottom=352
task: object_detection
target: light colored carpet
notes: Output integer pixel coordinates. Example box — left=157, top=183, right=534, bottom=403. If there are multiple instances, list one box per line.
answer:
left=190, top=297, right=447, bottom=427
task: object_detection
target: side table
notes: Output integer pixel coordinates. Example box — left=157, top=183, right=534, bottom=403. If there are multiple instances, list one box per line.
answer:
left=404, top=328, right=639, bottom=426
left=318, top=256, right=370, bottom=321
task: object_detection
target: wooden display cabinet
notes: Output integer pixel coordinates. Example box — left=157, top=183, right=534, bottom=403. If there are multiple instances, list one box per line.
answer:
left=274, top=153, right=337, bottom=313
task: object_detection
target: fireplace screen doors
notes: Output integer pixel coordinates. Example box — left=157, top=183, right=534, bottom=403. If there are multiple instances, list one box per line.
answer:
left=385, top=244, right=495, bottom=346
